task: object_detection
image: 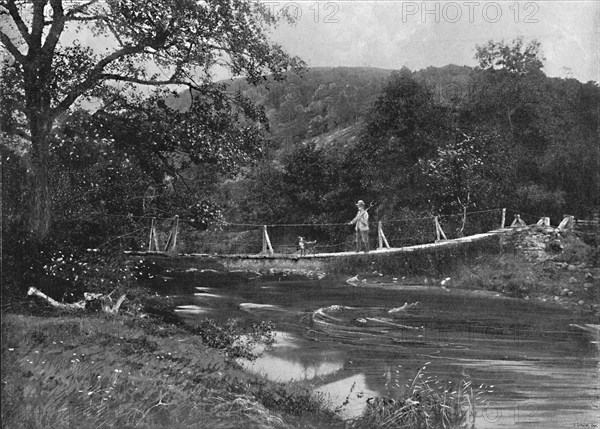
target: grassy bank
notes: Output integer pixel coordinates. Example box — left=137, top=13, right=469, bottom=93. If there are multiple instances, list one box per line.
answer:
left=451, top=254, right=600, bottom=303
left=1, top=311, right=339, bottom=429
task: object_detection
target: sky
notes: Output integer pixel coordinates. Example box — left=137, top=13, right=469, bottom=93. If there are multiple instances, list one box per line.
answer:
left=266, top=1, right=599, bottom=82
left=2, top=1, right=596, bottom=83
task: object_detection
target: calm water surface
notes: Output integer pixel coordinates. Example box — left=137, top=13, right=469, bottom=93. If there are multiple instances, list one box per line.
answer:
left=160, top=270, right=599, bottom=428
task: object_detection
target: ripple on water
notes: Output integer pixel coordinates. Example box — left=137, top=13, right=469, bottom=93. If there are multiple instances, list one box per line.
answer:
left=239, top=303, right=279, bottom=311
left=310, top=304, right=425, bottom=346
left=174, top=305, right=208, bottom=315
left=194, top=292, right=223, bottom=298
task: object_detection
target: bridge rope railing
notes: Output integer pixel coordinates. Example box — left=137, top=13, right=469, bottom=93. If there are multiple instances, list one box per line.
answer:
left=133, top=208, right=510, bottom=256
left=112, top=207, right=578, bottom=256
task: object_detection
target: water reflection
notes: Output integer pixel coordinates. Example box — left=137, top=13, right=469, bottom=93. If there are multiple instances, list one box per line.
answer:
left=243, top=352, right=344, bottom=382
left=240, top=331, right=345, bottom=382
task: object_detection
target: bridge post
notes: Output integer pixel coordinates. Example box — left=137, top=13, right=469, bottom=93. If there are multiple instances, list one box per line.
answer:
left=434, top=216, right=447, bottom=242
left=510, top=214, right=526, bottom=228
left=148, top=218, right=159, bottom=251
left=536, top=217, right=551, bottom=227
left=501, top=208, right=506, bottom=228
left=558, top=215, right=574, bottom=231
left=262, top=225, right=274, bottom=255
left=378, top=221, right=390, bottom=249
left=164, top=216, right=179, bottom=253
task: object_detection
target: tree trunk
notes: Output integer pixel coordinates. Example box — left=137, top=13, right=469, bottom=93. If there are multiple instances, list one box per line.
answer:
left=27, top=122, right=52, bottom=240
left=21, top=29, right=55, bottom=240
left=28, top=157, right=51, bottom=239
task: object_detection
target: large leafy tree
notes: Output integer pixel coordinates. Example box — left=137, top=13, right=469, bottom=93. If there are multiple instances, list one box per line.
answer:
left=0, top=0, right=303, bottom=239
left=470, top=37, right=599, bottom=218
left=92, top=88, right=267, bottom=187
left=534, top=79, right=600, bottom=217
left=420, top=127, right=513, bottom=214
left=230, top=142, right=350, bottom=225
left=470, top=38, right=545, bottom=135
left=353, top=68, right=452, bottom=215
left=475, top=37, right=544, bottom=76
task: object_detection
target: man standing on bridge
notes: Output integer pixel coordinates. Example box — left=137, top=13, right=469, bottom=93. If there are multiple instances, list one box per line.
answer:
left=349, top=200, right=370, bottom=253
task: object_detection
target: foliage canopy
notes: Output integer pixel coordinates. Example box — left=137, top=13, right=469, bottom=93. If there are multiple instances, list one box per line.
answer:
left=0, top=0, right=303, bottom=238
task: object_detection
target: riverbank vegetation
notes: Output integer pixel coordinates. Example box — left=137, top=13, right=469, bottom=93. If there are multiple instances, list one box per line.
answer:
left=1, top=310, right=339, bottom=429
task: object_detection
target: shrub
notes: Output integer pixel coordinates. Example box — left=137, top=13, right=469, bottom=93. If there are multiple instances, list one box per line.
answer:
left=500, top=279, right=532, bottom=298
left=588, top=246, right=600, bottom=267
left=254, top=382, right=333, bottom=418
left=191, top=319, right=275, bottom=361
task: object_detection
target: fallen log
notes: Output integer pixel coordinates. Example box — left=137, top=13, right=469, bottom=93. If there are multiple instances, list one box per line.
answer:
left=27, top=287, right=126, bottom=314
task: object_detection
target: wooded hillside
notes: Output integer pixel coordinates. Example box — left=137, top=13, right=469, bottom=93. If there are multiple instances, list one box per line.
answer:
left=218, top=61, right=599, bottom=228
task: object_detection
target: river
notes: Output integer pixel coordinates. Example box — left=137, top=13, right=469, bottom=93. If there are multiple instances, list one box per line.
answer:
left=159, top=269, right=598, bottom=428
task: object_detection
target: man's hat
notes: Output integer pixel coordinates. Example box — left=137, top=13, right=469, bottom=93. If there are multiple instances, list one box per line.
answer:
left=356, top=200, right=365, bottom=207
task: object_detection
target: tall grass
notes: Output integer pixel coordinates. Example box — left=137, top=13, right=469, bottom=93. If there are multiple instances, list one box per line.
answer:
left=347, top=363, right=484, bottom=429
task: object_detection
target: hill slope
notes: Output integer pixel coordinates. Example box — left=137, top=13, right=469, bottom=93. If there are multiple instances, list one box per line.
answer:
left=168, top=67, right=394, bottom=152
left=168, top=65, right=480, bottom=154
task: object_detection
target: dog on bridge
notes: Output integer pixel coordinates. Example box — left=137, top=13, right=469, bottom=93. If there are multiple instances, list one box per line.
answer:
left=298, top=236, right=317, bottom=256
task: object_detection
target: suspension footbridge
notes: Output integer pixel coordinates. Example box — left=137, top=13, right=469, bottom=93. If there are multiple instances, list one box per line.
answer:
left=124, top=208, right=577, bottom=273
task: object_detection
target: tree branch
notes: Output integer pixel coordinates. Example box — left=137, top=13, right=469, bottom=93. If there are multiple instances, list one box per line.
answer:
left=155, top=151, right=194, bottom=193
left=45, top=15, right=102, bottom=24
left=13, top=127, right=31, bottom=141
left=90, top=93, right=125, bottom=116
left=27, top=286, right=127, bottom=313
left=30, top=0, right=46, bottom=47
left=0, top=30, right=26, bottom=63
left=42, top=0, right=65, bottom=55
left=65, top=0, right=101, bottom=17
left=49, top=44, right=147, bottom=122
left=4, top=0, right=30, bottom=43
left=41, top=1, right=105, bottom=26
left=27, top=286, right=86, bottom=310
left=98, top=73, right=198, bottom=90
left=105, top=18, right=125, bottom=47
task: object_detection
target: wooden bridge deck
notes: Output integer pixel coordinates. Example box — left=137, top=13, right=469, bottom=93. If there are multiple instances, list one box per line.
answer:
left=126, top=229, right=508, bottom=272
